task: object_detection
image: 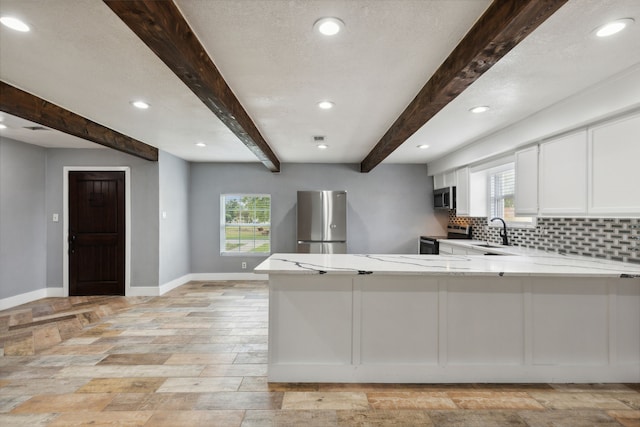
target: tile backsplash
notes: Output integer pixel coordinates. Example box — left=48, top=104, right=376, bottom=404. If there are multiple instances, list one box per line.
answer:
left=448, top=211, right=640, bottom=264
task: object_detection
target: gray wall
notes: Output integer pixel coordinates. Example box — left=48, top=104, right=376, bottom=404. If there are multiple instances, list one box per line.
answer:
left=45, top=148, right=160, bottom=288
left=0, top=138, right=47, bottom=299
left=190, top=162, right=447, bottom=273
left=159, top=150, right=190, bottom=284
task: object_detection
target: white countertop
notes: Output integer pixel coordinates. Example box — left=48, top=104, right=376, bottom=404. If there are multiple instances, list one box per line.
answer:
left=254, top=252, right=640, bottom=278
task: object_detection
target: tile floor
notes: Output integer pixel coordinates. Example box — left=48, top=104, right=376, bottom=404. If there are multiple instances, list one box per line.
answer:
left=0, top=280, right=638, bottom=426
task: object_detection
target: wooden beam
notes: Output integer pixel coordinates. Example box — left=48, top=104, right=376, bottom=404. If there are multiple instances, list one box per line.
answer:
left=360, top=0, right=567, bottom=172
left=0, top=81, right=158, bottom=161
left=104, top=0, right=281, bottom=172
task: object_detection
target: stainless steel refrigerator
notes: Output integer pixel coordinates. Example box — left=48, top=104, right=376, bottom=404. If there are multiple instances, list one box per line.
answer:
left=296, top=190, right=347, bottom=253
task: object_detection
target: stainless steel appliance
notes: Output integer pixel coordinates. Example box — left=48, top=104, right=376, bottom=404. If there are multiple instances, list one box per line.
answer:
left=419, top=224, right=472, bottom=254
left=434, top=187, right=456, bottom=210
left=297, top=190, right=347, bottom=253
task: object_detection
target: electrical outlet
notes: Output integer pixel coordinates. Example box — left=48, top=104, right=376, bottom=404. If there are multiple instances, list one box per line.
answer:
left=241, top=262, right=247, bottom=269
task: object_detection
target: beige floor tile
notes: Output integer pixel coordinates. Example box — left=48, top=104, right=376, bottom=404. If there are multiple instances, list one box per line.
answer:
left=530, top=391, right=633, bottom=410
left=368, top=391, right=457, bottom=410
left=607, top=409, right=640, bottom=427
left=11, top=393, right=114, bottom=413
left=195, top=392, right=283, bottom=410
left=47, top=410, right=152, bottom=427
left=518, top=409, right=625, bottom=427
left=337, top=409, right=434, bottom=426
left=0, top=378, right=89, bottom=395
left=239, top=377, right=269, bottom=392
left=104, top=392, right=201, bottom=411
left=428, top=410, right=527, bottom=427
left=242, top=409, right=338, bottom=426
left=98, top=353, right=171, bottom=365
left=3, top=334, right=35, bottom=356
left=157, top=377, right=242, bottom=393
left=449, top=391, right=545, bottom=410
left=200, top=363, right=267, bottom=377
left=0, top=413, right=60, bottom=426
left=164, top=352, right=237, bottom=365
left=145, top=410, right=244, bottom=427
left=282, top=392, right=370, bottom=410
left=32, top=325, right=62, bottom=352
left=0, top=395, right=31, bottom=412
left=77, top=377, right=166, bottom=393
left=39, top=344, right=113, bottom=355
left=55, top=365, right=204, bottom=378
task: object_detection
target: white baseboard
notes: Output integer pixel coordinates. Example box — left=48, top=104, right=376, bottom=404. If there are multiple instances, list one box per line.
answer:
left=0, top=287, right=64, bottom=311
left=189, top=273, right=268, bottom=282
left=157, top=273, right=267, bottom=296
left=0, top=274, right=268, bottom=310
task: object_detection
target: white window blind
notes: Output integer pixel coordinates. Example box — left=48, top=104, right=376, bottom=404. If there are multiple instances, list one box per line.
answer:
left=489, top=168, right=515, bottom=219
left=488, top=165, right=534, bottom=227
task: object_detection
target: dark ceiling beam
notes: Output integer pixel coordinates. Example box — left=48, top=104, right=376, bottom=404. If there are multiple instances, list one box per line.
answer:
left=0, top=81, right=158, bottom=161
left=104, top=0, right=281, bottom=172
left=360, top=0, right=567, bottom=173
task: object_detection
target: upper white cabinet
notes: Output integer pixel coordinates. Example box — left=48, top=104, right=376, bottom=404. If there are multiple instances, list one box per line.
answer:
left=455, top=167, right=470, bottom=215
left=588, top=113, right=640, bottom=215
left=514, top=146, right=538, bottom=215
left=455, top=167, right=487, bottom=217
left=433, top=171, right=456, bottom=190
left=539, top=130, right=588, bottom=216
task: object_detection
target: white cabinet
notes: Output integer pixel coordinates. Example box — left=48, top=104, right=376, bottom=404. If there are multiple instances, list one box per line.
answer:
left=439, top=242, right=468, bottom=255
left=433, top=171, right=456, bottom=190
left=515, top=146, right=538, bottom=216
left=539, top=130, right=588, bottom=216
left=588, top=113, right=640, bottom=215
left=455, top=168, right=470, bottom=215
left=455, top=167, right=487, bottom=217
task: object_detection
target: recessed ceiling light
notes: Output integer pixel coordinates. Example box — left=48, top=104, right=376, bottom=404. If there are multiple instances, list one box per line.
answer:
left=317, top=144, right=329, bottom=149
left=469, top=105, right=490, bottom=114
left=0, top=16, right=30, bottom=32
left=313, top=17, right=344, bottom=36
left=417, top=144, right=429, bottom=149
left=594, top=18, right=634, bottom=37
left=0, top=123, right=7, bottom=130
left=195, top=142, right=206, bottom=147
left=317, top=101, right=334, bottom=110
left=131, top=100, right=150, bottom=109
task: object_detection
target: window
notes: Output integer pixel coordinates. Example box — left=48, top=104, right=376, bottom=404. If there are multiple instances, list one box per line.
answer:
left=220, top=194, right=271, bottom=255
left=488, top=164, right=535, bottom=227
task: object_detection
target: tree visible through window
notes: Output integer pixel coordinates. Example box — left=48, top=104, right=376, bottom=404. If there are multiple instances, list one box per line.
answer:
left=220, top=194, right=271, bottom=255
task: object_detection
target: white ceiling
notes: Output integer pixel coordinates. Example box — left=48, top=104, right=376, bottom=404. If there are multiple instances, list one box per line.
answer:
left=1, top=0, right=639, bottom=166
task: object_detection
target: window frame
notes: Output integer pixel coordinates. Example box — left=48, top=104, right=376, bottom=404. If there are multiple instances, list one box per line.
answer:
left=220, top=193, right=272, bottom=256
left=486, top=163, right=536, bottom=229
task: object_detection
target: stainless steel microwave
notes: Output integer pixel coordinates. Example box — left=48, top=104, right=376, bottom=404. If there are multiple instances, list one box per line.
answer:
left=433, top=187, right=456, bottom=210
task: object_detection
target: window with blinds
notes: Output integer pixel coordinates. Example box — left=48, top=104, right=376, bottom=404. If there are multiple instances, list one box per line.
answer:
left=220, top=194, right=271, bottom=255
left=489, top=165, right=534, bottom=227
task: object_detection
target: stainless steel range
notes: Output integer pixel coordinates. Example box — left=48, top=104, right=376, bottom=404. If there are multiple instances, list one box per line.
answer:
left=419, top=224, right=472, bottom=254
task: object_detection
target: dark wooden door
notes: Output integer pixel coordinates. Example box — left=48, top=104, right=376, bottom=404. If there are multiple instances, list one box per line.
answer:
left=69, top=171, right=125, bottom=296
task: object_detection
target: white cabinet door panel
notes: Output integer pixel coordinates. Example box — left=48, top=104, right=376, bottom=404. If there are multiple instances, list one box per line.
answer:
left=589, top=113, right=640, bottom=215
left=515, top=146, right=538, bottom=215
left=539, top=130, right=588, bottom=215
left=455, top=167, right=470, bottom=216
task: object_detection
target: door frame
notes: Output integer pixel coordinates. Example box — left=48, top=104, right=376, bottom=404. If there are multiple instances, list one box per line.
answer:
left=63, top=166, right=131, bottom=297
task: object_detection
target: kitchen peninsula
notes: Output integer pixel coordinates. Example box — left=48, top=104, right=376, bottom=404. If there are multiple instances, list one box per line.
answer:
left=255, top=253, right=640, bottom=384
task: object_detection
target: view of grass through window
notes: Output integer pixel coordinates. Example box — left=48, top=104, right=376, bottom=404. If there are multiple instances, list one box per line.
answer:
left=221, top=194, right=271, bottom=254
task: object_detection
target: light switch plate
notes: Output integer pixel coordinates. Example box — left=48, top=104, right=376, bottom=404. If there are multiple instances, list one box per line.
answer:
left=52, top=213, right=59, bottom=222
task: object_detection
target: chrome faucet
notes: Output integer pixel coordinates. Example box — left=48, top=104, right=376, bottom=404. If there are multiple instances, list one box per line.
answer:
left=491, top=217, right=509, bottom=246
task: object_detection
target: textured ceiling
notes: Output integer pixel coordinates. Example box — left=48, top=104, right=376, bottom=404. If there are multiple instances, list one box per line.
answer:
left=1, top=0, right=639, bottom=166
